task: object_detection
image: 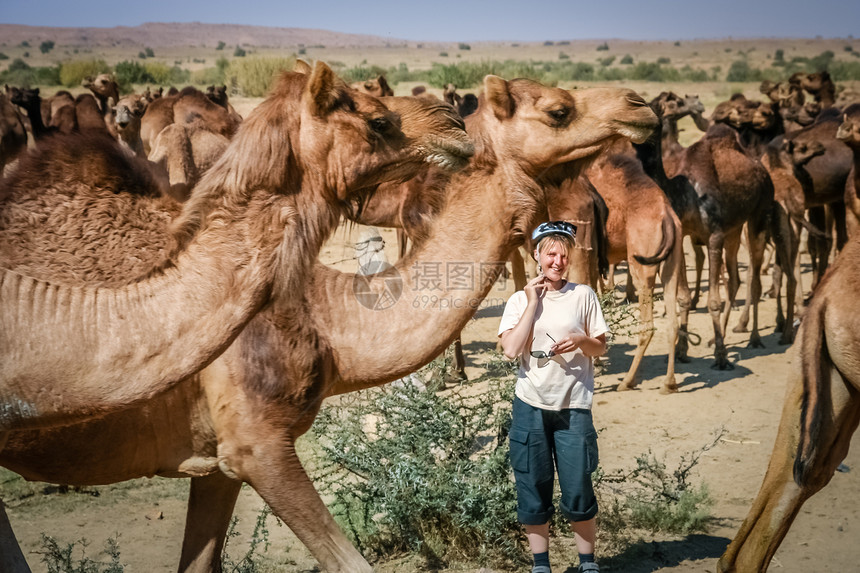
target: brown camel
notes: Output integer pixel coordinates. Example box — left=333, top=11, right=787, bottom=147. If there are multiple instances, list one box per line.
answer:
left=113, top=93, right=149, bottom=157
left=585, top=144, right=683, bottom=392
left=836, top=104, right=860, bottom=238
left=0, top=92, right=27, bottom=173
left=6, top=87, right=64, bottom=140
left=0, top=78, right=657, bottom=573
left=351, top=74, right=394, bottom=97
left=635, top=104, right=776, bottom=369
left=148, top=119, right=231, bottom=202
left=82, top=73, right=120, bottom=137
left=74, top=93, right=112, bottom=135
left=0, top=61, right=473, bottom=433
left=651, top=91, right=708, bottom=177
left=717, top=232, right=860, bottom=572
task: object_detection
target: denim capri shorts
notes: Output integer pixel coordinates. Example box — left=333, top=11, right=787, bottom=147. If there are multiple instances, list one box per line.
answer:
left=508, top=396, right=599, bottom=525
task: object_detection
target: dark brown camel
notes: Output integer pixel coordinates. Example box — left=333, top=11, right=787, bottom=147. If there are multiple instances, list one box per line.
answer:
left=351, top=75, right=394, bottom=97
left=635, top=106, right=775, bottom=370
left=717, top=232, right=860, bottom=572
left=585, top=144, right=683, bottom=392
left=651, top=91, right=708, bottom=177
left=7, top=87, right=62, bottom=140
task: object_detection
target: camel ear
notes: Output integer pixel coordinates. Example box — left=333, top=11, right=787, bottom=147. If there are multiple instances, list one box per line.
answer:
left=293, top=59, right=312, bottom=74
left=306, top=61, right=342, bottom=117
left=377, top=75, right=393, bottom=96
left=484, top=75, right=513, bottom=120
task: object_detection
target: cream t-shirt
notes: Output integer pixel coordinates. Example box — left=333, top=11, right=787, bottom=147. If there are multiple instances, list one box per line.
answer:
left=497, top=282, right=609, bottom=411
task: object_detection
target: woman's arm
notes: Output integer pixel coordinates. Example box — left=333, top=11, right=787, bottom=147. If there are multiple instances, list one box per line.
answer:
left=499, top=275, right=547, bottom=359
left=551, top=332, right=607, bottom=358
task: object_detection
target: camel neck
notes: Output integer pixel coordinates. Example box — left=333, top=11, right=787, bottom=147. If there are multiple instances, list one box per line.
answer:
left=311, top=165, right=536, bottom=393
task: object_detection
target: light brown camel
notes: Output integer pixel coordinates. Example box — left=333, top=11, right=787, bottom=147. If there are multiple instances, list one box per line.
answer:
left=0, top=92, right=27, bottom=173
left=585, top=144, right=683, bottom=392
left=836, top=104, right=860, bottom=238
left=0, top=78, right=657, bottom=573
left=82, top=73, right=120, bottom=137
left=148, top=119, right=230, bottom=202
left=0, top=61, right=473, bottom=433
left=113, top=93, right=149, bottom=157
left=716, top=232, right=860, bottom=572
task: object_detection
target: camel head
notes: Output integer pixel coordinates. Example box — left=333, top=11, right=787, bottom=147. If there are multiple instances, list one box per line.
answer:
left=351, top=75, right=394, bottom=98
left=801, top=71, right=833, bottom=98
left=751, top=101, right=780, bottom=131
left=205, top=85, right=229, bottom=108
left=782, top=138, right=827, bottom=166
left=470, top=76, right=657, bottom=177
left=82, top=73, right=120, bottom=104
left=224, top=61, right=470, bottom=207
left=836, top=103, right=860, bottom=147
left=113, top=94, right=148, bottom=131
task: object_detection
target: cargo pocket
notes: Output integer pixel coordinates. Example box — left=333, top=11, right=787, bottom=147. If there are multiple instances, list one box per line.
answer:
left=509, top=428, right=530, bottom=473
left=585, top=431, right=599, bottom=474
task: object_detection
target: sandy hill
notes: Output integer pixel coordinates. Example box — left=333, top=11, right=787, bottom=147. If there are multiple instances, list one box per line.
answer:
left=0, top=22, right=414, bottom=49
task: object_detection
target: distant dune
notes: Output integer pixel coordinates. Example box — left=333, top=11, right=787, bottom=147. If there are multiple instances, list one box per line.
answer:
left=0, top=22, right=415, bottom=49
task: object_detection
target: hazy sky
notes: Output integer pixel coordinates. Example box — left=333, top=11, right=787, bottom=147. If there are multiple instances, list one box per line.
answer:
left=2, top=0, right=858, bottom=42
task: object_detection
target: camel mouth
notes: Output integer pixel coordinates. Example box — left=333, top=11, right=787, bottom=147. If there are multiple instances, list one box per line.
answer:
left=419, top=134, right=475, bottom=172
left=836, top=126, right=852, bottom=142
left=613, top=119, right=658, bottom=144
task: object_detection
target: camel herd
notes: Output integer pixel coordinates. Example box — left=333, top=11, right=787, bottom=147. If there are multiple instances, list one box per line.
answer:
left=0, top=61, right=859, bottom=572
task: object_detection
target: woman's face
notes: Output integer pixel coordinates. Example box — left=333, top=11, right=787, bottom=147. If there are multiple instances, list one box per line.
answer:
left=534, top=239, right=569, bottom=282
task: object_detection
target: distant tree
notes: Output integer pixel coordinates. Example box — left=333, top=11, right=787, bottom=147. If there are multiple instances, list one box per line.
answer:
left=674, top=41, right=681, bottom=47
left=216, top=41, right=226, bottom=50
left=439, top=51, right=448, bottom=57
left=298, top=47, right=306, bottom=55
left=599, top=56, right=616, bottom=67
left=620, top=54, right=634, bottom=65
left=0, top=53, right=8, bottom=61
left=558, top=52, right=570, bottom=60
left=20, top=41, right=29, bottom=47
left=657, top=56, right=671, bottom=64
left=458, top=43, right=471, bottom=51
left=145, top=47, right=155, bottom=58
left=22, top=52, right=29, bottom=58
left=138, top=51, right=147, bottom=59
left=846, top=45, right=854, bottom=52
left=596, top=42, right=610, bottom=51
left=233, top=46, right=246, bottom=57
left=39, top=40, right=55, bottom=54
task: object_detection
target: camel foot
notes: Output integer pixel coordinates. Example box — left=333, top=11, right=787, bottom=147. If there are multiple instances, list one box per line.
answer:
left=659, top=381, right=678, bottom=394
left=731, top=323, right=748, bottom=334
left=779, top=330, right=795, bottom=345
left=690, top=298, right=699, bottom=310
left=616, top=380, right=636, bottom=392
left=747, top=334, right=764, bottom=349
left=775, top=316, right=785, bottom=333
left=711, top=349, right=733, bottom=370
left=675, top=339, right=690, bottom=363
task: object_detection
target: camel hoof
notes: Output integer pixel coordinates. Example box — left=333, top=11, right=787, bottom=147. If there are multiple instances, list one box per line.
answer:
left=747, top=336, right=765, bottom=349
left=710, top=359, right=734, bottom=370
left=659, top=383, right=678, bottom=395
left=732, top=324, right=748, bottom=334
left=617, top=381, right=635, bottom=392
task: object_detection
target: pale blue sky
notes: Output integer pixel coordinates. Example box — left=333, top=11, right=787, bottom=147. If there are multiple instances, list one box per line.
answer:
left=1, top=0, right=858, bottom=42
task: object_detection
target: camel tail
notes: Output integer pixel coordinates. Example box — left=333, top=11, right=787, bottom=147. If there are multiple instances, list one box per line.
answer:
left=794, top=295, right=830, bottom=487
left=593, top=190, right=610, bottom=281
left=633, top=207, right=676, bottom=265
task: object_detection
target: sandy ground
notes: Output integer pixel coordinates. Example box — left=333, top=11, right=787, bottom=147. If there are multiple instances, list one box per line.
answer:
left=5, top=224, right=859, bottom=573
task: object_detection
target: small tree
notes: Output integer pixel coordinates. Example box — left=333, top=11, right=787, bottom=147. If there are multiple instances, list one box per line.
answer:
left=458, top=42, right=471, bottom=51
left=620, top=54, right=634, bottom=65
left=138, top=51, right=147, bottom=59
left=596, top=42, right=610, bottom=51
left=39, top=40, right=55, bottom=54
left=216, top=41, right=226, bottom=50
left=144, top=47, right=155, bottom=58
left=233, top=46, right=246, bottom=57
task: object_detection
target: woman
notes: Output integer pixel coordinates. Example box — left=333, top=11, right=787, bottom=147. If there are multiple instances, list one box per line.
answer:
left=498, top=220, right=608, bottom=573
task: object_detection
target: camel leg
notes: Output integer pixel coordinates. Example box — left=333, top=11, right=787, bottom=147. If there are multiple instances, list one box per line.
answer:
left=0, top=500, right=30, bottom=572
left=717, top=363, right=860, bottom=572
left=177, top=473, right=242, bottom=573
left=744, top=221, right=767, bottom=349
left=449, top=337, right=468, bottom=382
left=659, top=237, right=681, bottom=392
left=708, top=236, right=732, bottom=370
left=604, top=263, right=617, bottom=292
left=509, top=249, right=527, bottom=292
left=229, top=433, right=372, bottom=573
left=775, top=217, right=801, bottom=345
left=720, top=232, right=742, bottom=335
left=675, top=248, right=692, bottom=364
left=690, top=241, right=706, bottom=310
left=617, top=262, right=653, bottom=392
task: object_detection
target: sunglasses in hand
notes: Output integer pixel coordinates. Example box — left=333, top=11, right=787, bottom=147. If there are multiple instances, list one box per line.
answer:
left=530, top=333, right=557, bottom=359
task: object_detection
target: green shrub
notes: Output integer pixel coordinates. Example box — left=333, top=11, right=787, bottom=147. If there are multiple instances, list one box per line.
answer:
left=0, top=58, right=61, bottom=86
left=38, top=533, right=124, bottom=573
left=233, top=46, right=246, bottom=58
left=559, top=52, right=570, bottom=60
left=726, top=59, right=762, bottom=82
left=310, top=361, right=526, bottom=569
left=458, top=43, right=471, bottom=51
left=59, top=59, right=110, bottom=87
left=657, top=56, right=671, bottom=64
left=114, top=60, right=153, bottom=87
left=599, top=56, right=616, bottom=67
left=216, top=41, right=226, bottom=51
left=142, top=61, right=189, bottom=85
left=831, top=60, right=860, bottom=80
left=620, top=54, right=634, bottom=65
left=596, top=42, right=610, bottom=51
left=39, top=40, right=55, bottom=54
left=229, top=56, right=295, bottom=97
left=144, top=47, right=155, bottom=58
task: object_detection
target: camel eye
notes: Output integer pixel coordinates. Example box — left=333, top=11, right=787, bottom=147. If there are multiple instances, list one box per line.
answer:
left=548, top=108, right=569, bottom=123
left=369, top=117, right=390, bottom=134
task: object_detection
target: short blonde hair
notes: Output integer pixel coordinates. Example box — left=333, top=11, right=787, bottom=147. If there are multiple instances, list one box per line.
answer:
left=535, top=234, right=574, bottom=257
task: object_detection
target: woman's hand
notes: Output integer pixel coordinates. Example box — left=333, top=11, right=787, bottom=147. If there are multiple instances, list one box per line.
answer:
left=552, top=333, right=607, bottom=357
left=523, top=274, right=548, bottom=305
